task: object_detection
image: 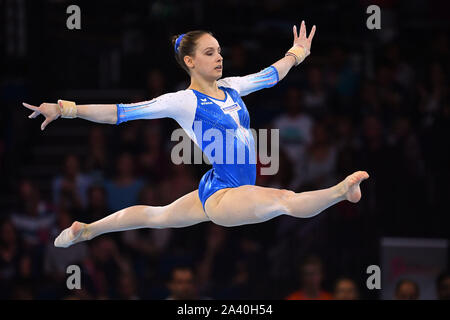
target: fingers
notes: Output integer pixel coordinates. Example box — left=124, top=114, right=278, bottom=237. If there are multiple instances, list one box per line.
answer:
left=294, top=20, right=316, bottom=43
left=23, top=102, right=52, bottom=131
left=24, top=102, right=42, bottom=119
left=29, top=111, right=40, bottom=119
left=308, top=25, right=316, bottom=42
left=299, top=20, right=306, bottom=39
left=41, top=119, right=51, bottom=131
left=22, top=102, right=38, bottom=111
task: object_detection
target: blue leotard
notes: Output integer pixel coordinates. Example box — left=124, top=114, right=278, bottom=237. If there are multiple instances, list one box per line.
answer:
left=116, top=66, right=279, bottom=210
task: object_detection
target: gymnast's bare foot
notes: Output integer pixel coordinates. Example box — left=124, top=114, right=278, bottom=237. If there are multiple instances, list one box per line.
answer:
left=338, top=171, right=370, bottom=203
left=54, top=221, right=88, bottom=248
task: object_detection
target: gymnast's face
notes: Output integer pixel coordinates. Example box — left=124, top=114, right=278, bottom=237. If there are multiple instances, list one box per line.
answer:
left=185, top=34, right=223, bottom=81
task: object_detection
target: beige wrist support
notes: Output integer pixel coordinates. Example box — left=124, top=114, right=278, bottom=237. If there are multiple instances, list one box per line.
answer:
left=285, top=45, right=310, bottom=66
left=57, top=99, right=77, bottom=118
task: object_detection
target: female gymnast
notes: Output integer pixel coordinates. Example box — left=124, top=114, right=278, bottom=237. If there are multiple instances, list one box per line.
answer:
left=22, top=21, right=369, bottom=248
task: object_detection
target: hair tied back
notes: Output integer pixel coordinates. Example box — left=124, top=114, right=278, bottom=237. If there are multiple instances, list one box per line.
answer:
left=174, top=33, right=186, bottom=53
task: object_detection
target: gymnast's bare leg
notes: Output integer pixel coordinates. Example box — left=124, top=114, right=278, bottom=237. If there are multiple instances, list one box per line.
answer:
left=54, top=171, right=368, bottom=247
left=204, top=171, right=369, bottom=227
left=54, top=189, right=208, bottom=247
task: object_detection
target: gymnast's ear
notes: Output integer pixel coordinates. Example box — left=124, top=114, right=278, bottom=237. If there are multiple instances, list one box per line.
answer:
left=184, top=55, right=195, bottom=69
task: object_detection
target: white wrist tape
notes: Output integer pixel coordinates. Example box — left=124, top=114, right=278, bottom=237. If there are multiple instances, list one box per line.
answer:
left=57, top=99, right=77, bottom=118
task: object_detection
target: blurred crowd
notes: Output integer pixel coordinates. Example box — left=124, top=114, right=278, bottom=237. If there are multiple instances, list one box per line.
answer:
left=1, top=0, right=449, bottom=299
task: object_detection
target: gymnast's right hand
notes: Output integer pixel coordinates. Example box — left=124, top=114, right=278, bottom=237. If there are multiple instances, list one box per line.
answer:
left=22, top=102, right=61, bottom=131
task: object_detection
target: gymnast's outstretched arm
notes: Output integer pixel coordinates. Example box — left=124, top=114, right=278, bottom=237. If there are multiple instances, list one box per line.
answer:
left=22, top=101, right=117, bottom=130
left=21, top=89, right=186, bottom=131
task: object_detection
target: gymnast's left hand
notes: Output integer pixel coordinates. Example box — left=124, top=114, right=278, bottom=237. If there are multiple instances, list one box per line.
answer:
left=22, top=102, right=61, bottom=131
left=292, top=20, right=316, bottom=52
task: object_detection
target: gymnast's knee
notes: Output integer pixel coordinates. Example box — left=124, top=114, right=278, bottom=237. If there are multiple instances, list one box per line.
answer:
left=143, top=205, right=170, bottom=228
left=277, top=189, right=296, bottom=215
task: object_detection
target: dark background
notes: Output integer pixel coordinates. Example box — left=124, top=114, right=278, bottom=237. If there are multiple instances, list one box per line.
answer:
left=0, top=0, right=449, bottom=299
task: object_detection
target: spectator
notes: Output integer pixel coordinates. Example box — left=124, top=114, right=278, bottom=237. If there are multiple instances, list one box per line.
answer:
left=116, top=272, right=140, bottom=300
left=218, top=259, right=251, bottom=299
left=387, top=116, right=427, bottom=233
left=137, top=123, right=169, bottom=181
left=81, top=237, right=130, bottom=299
left=383, top=43, right=415, bottom=92
left=436, top=271, right=450, bottom=300
left=159, top=164, right=197, bottom=204
left=302, top=121, right=338, bottom=189
left=285, top=255, right=332, bottom=300
left=104, top=152, right=145, bottom=212
left=324, top=46, right=359, bottom=113
left=12, top=254, right=38, bottom=299
left=85, top=126, right=110, bottom=184
left=272, top=87, right=314, bottom=189
left=166, top=265, right=209, bottom=300
left=303, top=66, right=329, bottom=119
left=226, top=43, right=252, bottom=76
left=120, top=184, right=172, bottom=283
left=116, top=121, right=142, bottom=155
left=196, top=224, right=237, bottom=296
left=333, top=277, right=359, bottom=300
left=10, top=179, right=55, bottom=249
left=394, top=279, right=420, bottom=300
left=334, top=115, right=360, bottom=180
left=374, top=64, right=405, bottom=123
left=0, top=218, right=24, bottom=298
left=10, top=283, right=34, bottom=300
left=357, top=114, right=397, bottom=232
left=83, top=185, right=109, bottom=223
left=52, top=154, right=92, bottom=211
left=121, top=184, right=171, bottom=257
left=359, top=80, right=382, bottom=119
left=258, top=148, right=293, bottom=190
left=146, top=68, right=167, bottom=99
left=417, top=62, right=448, bottom=126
